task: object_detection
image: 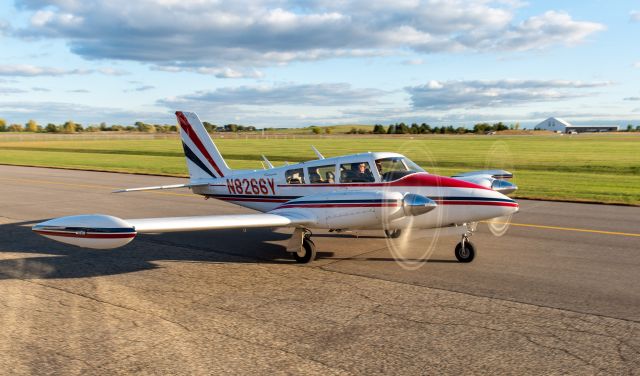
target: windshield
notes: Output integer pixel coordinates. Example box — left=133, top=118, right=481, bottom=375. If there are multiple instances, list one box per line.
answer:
left=375, top=157, right=426, bottom=182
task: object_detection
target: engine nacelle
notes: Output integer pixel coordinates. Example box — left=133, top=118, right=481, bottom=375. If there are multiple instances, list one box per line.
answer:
left=451, top=171, right=517, bottom=195
left=32, top=214, right=136, bottom=249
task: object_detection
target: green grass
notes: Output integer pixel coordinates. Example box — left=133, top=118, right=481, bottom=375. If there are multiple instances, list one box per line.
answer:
left=1, top=133, right=639, bottom=205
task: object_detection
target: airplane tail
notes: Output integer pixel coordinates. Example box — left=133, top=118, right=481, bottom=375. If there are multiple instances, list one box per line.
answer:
left=175, top=111, right=231, bottom=181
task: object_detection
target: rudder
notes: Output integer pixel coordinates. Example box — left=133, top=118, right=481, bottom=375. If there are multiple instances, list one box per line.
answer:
left=175, top=111, right=231, bottom=181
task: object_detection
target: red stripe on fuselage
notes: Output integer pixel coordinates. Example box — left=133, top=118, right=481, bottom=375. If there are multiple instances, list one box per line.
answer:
left=279, top=203, right=400, bottom=209
left=216, top=196, right=289, bottom=203
left=276, top=173, right=489, bottom=190
left=176, top=111, right=225, bottom=177
left=34, top=230, right=137, bottom=239
left=436, top=200, right=518, bottom=207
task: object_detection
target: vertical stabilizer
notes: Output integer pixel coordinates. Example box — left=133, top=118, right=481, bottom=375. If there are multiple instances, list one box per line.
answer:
left=175, top=111, right=231, bottom=181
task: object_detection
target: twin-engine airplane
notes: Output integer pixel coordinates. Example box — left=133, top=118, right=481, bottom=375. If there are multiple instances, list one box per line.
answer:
left=32, top=111, right=519, bottom=263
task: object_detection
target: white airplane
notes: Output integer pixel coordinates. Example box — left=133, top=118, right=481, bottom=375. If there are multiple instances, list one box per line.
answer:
left=32, top=111, right=518, bottom=263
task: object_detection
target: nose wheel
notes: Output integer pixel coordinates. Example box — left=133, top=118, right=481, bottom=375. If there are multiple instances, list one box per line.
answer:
left=455, top=225, right=476, bottom=263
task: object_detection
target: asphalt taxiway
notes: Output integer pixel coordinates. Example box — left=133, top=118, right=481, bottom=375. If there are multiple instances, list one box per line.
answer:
left=0, top=165, right=638, bottom=374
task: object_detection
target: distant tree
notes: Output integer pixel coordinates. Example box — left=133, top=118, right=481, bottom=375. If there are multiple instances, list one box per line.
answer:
left=202, top=121, right=217, bottom=133
left=62, top=120, right=76, bottom=133
left=636, top=125, right=640, bottom=132
left=387, top=124, right=394, bottom=134
left=169, top=125, right=177, bottom=132
left=126, top=126, right=136, bottom=131
left=8, top=123, right=24, bottom=132
left=85, top=126, right=100, bottom=132
left=324, top=127, right=332, bottom=134
left=410, top=123, right=420, bottom=134
left=25, top=119, right=38, bottom=132
left=493, top=122, right=508, bottom=131
left=311, top=126, right=322, bottom=134
left=0, top=119, right=6, bottom=132
left=100, top=122, right=108, bottom=131
left=134, top=121, right=155, bottom=133
left=45, top=123, right=58, bottom=133
left=75, top=124, right=84, bottom=132
left=445, top=125, right=455, bottom=134
left=514, top=122, right=521, bottom=130
left=627, top=124, right=633, bottom=132
left=456, top=127, right=466, bottom=134
left=111, top=125, right=125, bottom=131
left=372, top=124, right=385, bottom=134
left=224, top=124, right=238, bottom=132
left=348, top=127, right=358, bottom=134
left=357, top=128, right=368, bottom=134
left=419, top=123, right=432, bottom=134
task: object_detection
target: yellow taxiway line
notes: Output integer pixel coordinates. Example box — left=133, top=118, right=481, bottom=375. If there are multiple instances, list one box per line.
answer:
left=483, top=221, right=640, bottom=237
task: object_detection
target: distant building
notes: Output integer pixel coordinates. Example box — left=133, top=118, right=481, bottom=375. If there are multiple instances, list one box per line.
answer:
left=534, top=117, right=618, bottom=133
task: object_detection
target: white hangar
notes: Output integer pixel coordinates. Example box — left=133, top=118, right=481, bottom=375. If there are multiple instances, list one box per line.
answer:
left=534, top=117, right=618, bottom=133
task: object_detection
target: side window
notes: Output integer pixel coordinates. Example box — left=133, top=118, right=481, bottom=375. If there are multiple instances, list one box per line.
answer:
left=307, top=165, right=336, bottom=184
left=339, top=162, right=375, bottom=183
left=285, top=168, right=305, bottom=184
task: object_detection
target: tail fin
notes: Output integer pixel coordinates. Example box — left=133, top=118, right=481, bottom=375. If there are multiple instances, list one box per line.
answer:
left=175, top=111, right=231, bottom=181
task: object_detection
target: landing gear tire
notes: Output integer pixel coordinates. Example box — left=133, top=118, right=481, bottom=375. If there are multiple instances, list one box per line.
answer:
left=384, top=229, right=402, bottom=238
left=293, top=237, right=316, bottom=264
left=455, top=241, right=475, bottom=263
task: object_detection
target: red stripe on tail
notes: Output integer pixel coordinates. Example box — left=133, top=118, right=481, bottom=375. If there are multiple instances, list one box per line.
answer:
left=176, top=111, right=225, bottom=177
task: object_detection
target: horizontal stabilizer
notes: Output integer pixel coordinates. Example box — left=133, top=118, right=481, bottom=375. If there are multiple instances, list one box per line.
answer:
left=113, top=183, right=209, bottom=193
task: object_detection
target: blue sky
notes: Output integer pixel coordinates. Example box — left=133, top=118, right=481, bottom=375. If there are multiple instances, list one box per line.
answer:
left=0, top=1, right=639, bottom=127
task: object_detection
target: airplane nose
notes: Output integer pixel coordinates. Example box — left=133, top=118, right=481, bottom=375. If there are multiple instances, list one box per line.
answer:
left=491, top=179, right=518, bottom=195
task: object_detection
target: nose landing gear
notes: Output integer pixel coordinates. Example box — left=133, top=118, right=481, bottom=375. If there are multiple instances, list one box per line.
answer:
left=454, top=224, right=476, bottom=263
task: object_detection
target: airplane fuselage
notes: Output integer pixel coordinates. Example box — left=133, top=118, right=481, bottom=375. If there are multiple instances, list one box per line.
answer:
left=190, top=152, right=518, bottom=230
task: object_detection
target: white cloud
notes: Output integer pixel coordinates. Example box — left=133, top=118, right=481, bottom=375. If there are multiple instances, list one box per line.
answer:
left=0, top=64, right=130, bottom=77
left=630, top=10, right=640, bottom=22
left=402, top=58, right=425, bottom=65
left=406, top=79, right=611, bottom=109
left=0, top=64, right=91, bottom=77
left=12, top=1, right=605, bottom=68
left=152, top=65, right=264, bottom=78
left=0, top=101, right=169, bottom=124
left=158, top=83, right=387, bottom=108
left=97, top=67, right=129, bottom=76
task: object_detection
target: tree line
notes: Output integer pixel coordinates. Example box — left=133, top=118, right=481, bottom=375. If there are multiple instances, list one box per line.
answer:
left=1, top=117, right=638, bottom=134
left=365, top=122, right=513, bottom=135
left=0, top=119, right=258, bottom=133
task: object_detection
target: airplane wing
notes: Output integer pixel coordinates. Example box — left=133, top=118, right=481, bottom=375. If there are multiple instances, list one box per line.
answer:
left=32, top=210, right=316, bottom=249
left=128, top=210, right=315, bottom=233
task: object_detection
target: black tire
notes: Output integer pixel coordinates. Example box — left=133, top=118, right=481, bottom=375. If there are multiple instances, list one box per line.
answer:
left=455, top=241, right=475, bottom=263
left=293, top=238, right=316, bottom=263
left=384, top=229, right=402, bottom=238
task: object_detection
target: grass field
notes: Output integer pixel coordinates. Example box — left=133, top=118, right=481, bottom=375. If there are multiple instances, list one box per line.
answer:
left=1, top=133, right=639, bottom=205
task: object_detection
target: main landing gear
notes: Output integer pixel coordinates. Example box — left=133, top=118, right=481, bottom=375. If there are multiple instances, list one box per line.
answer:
left=384, top=229, right=402, bottom=238
left=288, top=228, right=316, bottom=263
left=454, top=224, right=476, bottom=263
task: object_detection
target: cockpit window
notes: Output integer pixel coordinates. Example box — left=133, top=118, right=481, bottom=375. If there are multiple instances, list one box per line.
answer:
left=340, top=162, right=375, bottom=183
left=307, top=164, right=335, bottom=184
left=375, top=157, right=425, bottom=182
left=285, top=168, right=305, bottom=184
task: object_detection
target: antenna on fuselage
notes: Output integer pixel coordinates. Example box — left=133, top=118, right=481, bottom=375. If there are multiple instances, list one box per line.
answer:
left=261, top=155, right=274, bottom=169
left=311, top=145, right=325, bottom=159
